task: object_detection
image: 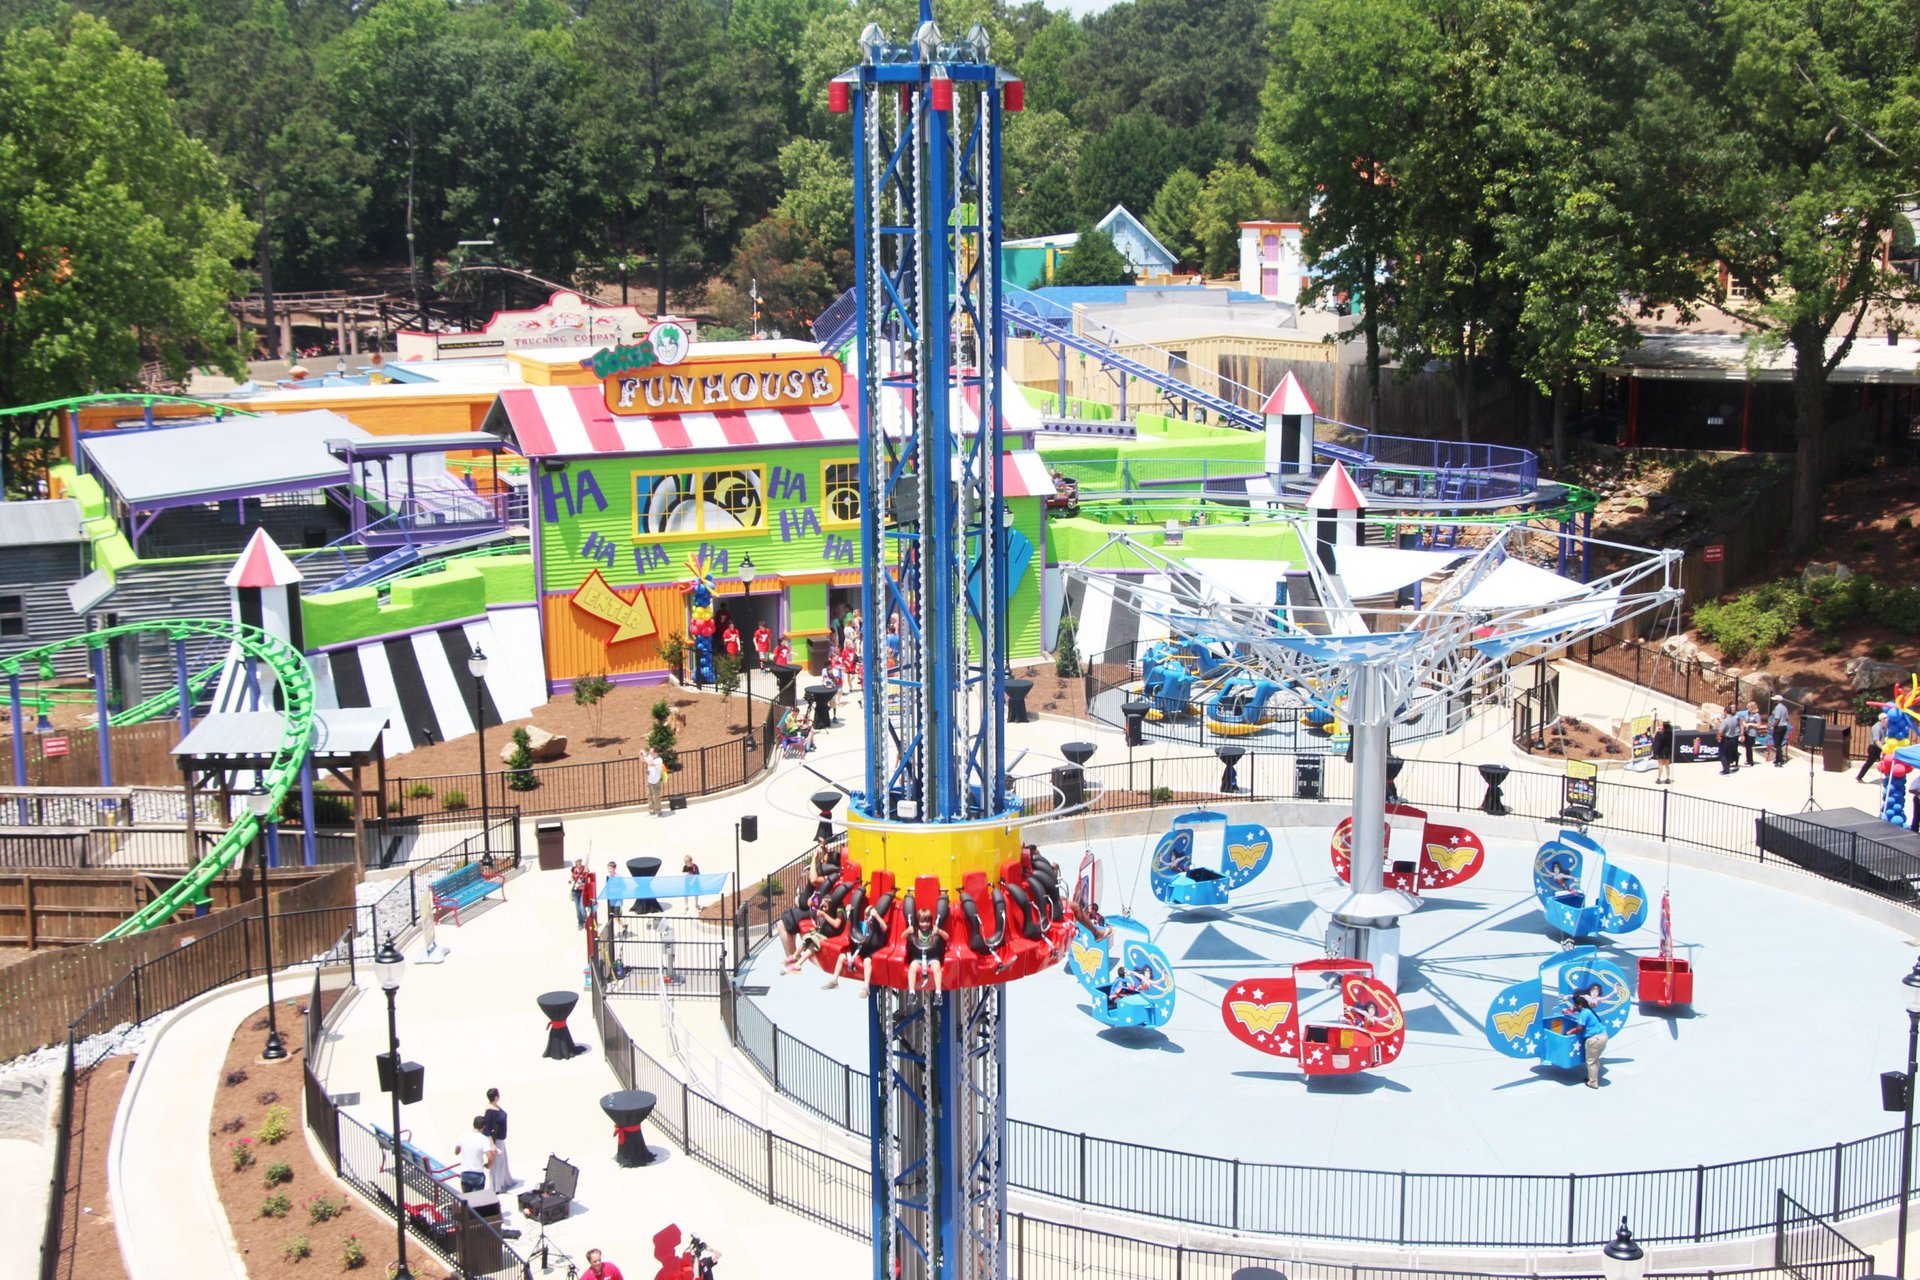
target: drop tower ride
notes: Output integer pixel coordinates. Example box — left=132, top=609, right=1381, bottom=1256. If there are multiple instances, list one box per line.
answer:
left=821, top=12, right=1070, bottom=1280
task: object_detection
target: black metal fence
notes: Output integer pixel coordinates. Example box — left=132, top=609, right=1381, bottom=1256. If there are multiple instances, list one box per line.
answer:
left=1775, top=1190, right=1874, bottom=1280
left=603, top=915, right=727, bottom=999
left=380, top=726, right=775, bottom=820
left=1568, top=632, right=1876, bottom=760
left=602, top=964, right=1874, bottom=1272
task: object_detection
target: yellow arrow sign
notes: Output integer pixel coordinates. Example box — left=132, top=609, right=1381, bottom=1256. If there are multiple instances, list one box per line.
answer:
left=570, top=569, right=656, bottom=645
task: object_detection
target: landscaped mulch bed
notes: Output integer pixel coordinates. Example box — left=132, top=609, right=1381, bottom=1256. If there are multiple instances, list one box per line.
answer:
left=210, top=997, right=449, bottom=1279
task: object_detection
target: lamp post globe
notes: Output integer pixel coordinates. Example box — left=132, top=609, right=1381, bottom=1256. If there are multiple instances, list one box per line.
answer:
left=740, top=558, right=758, bottom=749
left=247, top=781, right=286, bottom=1061
left=468, top=646, right=490, bottom=854
left=1600, top=1216, right=1647, bottom=1280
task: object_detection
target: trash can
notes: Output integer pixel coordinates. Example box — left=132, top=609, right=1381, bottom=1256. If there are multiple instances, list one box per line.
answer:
left=1823, top=725, right=1851, bottom=773
left=1052, top=764, right=1085, bottom=810
left=806, top=636, right=830, bottom=676
left=536, top=819, right=565, bottom=872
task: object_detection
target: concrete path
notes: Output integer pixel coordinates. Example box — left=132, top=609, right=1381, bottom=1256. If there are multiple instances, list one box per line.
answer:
left=318, top=874, right=867, bottom=1280
left=110, top=979, right=274, bottom=1280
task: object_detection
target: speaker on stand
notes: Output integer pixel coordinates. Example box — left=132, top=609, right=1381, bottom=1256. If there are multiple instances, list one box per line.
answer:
left=1799, top=713, right=1826, bottom=813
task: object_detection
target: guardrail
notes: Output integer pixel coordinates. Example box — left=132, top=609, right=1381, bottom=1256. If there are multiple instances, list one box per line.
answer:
left=715, top=759, right=1920, bottom=1249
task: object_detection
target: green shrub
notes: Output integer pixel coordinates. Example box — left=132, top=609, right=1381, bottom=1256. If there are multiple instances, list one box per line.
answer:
left=256, top=1104, right=291, bottom=1145
left=406, top=782, right=434, bottom=799
left=1150, top=786, right=1174, bottom=803
left=1872, top=643, right=1897, bottom=662
left=230, top=1138, right=256, bottom=1171
left=441, top=789, right=468, bottom=812
left=263, top=1161, right=293, bottom=1188
left=342, top=1234, right=366, bottom=1270
left=305, top=1193, right=344, bottom=1224
left=1899, top=515, right=1914, bottom=531
left=261, top=1193, right=292, bottom=1218
left=1804, top=573, right=1872, bottom=632
left=1873, top=585, right=1920, bottom=634
left=1693, top=582, right=1802, bottom=661
left=283, top=1234, right=310, bottom=1261
left=506, top=727, right=538, bottom=792
left=1055, top=614, right=1083, bottom=677
left=1821, top=637, right=1844, bottom=655
left=648, top=698, right=680, bottom=770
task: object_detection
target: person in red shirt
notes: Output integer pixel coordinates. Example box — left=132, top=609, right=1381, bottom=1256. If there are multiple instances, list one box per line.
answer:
left=752, top=623, right=772, bottom=661
left=722, top=623, right=741, bottom=658
left=584, top=1249, right=623, bottom=1280
left=773, top=635, right=791, bottom=666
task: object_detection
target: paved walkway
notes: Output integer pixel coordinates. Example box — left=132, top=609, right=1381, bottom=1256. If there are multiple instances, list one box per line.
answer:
left=110, top=979, right=271, bottom=1280
left=318, top=874, right=867, bottom=1280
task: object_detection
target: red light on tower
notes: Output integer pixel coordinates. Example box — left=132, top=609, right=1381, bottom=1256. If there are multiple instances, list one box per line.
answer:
left=1003, top=79, right=1025, bottom=112
left=828, top=80, right=850, bottom=114
left=930, top=73, right=953, bottom=113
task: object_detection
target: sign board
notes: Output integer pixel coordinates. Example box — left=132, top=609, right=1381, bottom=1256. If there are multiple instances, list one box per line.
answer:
left=1704, top=545, right=1725, bottom=564
left=601, top=355, right=842, bottom=417
left=1628, top=714, right=1655, bottom=770
left=395, top=290, right=691, bottom=361
left=41, top=736, right=70, bottom=758
left=1563, top=759, right=1598, bottom=811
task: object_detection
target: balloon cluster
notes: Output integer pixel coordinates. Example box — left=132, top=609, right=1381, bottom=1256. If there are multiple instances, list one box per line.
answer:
left=680, top=553, right=720, bottom=686
left=1873, top=677, right=1920, bottom=826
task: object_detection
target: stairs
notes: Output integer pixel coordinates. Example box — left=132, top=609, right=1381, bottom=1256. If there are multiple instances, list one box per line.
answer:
left=313, top=543, right=422, bottom=593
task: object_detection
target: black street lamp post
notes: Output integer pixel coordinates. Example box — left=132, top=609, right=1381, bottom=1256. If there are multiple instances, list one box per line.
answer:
left=469, top=646, right=490, bottom=854
left=248, top=782, right=286, bottom=1060
left=375, top=938, right=413, bottom=1280
left=740, top=557, right=758, bottom=749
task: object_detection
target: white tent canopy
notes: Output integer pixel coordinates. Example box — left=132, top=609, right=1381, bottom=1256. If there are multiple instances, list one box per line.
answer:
left=1333, top=545, right=1465, bottom=600
left=1456, top=557, right=1589, bottom=611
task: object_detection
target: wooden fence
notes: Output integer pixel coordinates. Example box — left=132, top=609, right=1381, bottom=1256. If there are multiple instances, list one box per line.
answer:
left=0, top=720, right=185, bottom=789
left=0, top=860, right=355, bottom=1061
left=0, top=865, right=336, bottom=951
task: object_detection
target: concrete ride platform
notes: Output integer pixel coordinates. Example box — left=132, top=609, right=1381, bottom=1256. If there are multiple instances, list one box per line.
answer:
left=742, top=808, right=1919, bottom=1182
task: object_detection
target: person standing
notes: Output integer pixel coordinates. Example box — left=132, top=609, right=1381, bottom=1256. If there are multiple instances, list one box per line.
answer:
left=482, top=1088, right=514, bottom=1193
left=1859, top=713, right=1890, bottom=783
left=454, top=1114, right=496, bottom=1195
left=1717, top=707, right=1742, bottom=775
left=1564, top=994, right=1608, bottom=1088
left=1740, top=700, right=1762, bottom=767
left=584, top=1249, right=625, bottom=1280
left=570, top=859, right=590, bottom=928
left=645, top=745, right=665, bottom=817
left=1652, top=719, right=1674, bottom=785
left=1770, top=696, right=1793, bottom=767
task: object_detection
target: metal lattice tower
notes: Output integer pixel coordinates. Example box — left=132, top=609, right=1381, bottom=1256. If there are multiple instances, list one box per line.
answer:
left=829, top=13, right=1048, bottom=1280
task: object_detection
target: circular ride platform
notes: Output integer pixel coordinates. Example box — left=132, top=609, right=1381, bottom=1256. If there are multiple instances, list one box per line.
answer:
left=743, top=808, right=1915, bottom=1183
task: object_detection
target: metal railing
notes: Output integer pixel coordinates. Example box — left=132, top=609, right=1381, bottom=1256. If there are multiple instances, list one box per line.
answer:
left=712, top=766, right=1920, bottom=1249
left=1775, top=1190, right=1874, bottom=1280
left=382, top=727, right=775, bottom=820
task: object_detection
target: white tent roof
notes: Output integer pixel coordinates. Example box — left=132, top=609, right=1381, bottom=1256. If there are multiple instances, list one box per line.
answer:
left=1333, top=545, right=1464, bottom=600
left=1182, top=557, right=1290, bottom=606
left=1456, top=558, right=1589, bottom=611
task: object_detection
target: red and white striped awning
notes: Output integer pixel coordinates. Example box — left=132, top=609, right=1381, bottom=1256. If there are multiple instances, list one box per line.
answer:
left=1000, top=450, right=1054, bottom=499
left=493, top=385, right=858, bottom=458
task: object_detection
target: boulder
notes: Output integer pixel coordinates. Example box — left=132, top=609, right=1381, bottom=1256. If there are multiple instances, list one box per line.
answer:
left=1802, top=562, right=1854, bottom=588
left=1845, top=657, right=1910, bottom=692
left=1660, top=633, right=1703, bottom=665
left=1698, top=702, right=1725, bottom=731
left=500, top=726, right=569, bottom=763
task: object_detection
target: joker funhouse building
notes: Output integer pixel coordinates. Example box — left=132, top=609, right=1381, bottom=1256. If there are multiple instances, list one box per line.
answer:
left=483, top=336, right=1052, bottom=692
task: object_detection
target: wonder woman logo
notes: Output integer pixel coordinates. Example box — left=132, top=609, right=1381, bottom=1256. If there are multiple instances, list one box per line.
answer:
left=1491, top=1003, right=1538, bottom=1041
left=1228, top=841, right=1269, bottom=871
left=1229, top=1001, right=1293, bottom=1036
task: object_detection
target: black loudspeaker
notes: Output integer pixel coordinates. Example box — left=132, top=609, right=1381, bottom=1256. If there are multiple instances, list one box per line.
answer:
left=1802, top=713, right=1828, bottom=745
left=375, top=1053, right=424, bottom=1103
left=1124, top=709, right=1145, bottom=747
left=739, top=814, right=758, bottom=843
left=1883, top=1069, right=1911, bottom=1112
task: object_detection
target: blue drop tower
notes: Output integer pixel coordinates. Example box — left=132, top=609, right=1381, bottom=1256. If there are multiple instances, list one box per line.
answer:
left=822, top=12, right=1069, bottom=1280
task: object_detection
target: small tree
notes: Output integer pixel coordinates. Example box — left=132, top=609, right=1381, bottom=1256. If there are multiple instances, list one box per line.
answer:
left=716, top=653, right=741, bottom=714
left=1052, top=229, right=1134, bottom=286
left=1055, top=613, right=1083, bottom=678
left=506, top=726, right=539, bottom=791
left=648, top=697, right=679, bottom=771
left=572, top=672, right=612, bottom=739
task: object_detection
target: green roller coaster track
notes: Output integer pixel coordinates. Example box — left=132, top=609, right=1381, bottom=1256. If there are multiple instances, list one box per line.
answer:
left=0, top=392, right=258, bottom=420
left=0, top=620, right=314, bottom=941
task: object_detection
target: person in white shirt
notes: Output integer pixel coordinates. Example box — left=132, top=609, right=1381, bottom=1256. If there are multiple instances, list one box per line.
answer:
left=645, top=747, right=665, bottom=817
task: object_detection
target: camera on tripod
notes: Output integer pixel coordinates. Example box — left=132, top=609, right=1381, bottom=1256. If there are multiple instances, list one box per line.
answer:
left=684, top=1235, right=719, bottom=1279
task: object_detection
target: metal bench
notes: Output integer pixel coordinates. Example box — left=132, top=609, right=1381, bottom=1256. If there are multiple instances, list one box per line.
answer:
left=430, top=861, right=507, bottom=925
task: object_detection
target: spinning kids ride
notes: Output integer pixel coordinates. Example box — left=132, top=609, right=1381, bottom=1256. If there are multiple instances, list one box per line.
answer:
left=1220, top=960, right=1406, bottom=1078
left=1331, top=803, right=1485, bottom=893
left=1532, top=829, right=1649, bottom=942
left=1483, top=947, right=1632, bottom=1070
left=1149, top=810, right=1274, bottom=906
left=1066, top=916, right=1176, bottom=1029
left=1061, top=513, right=1683, bottom=989
left=1205, top=676, right=1286, bottom=736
